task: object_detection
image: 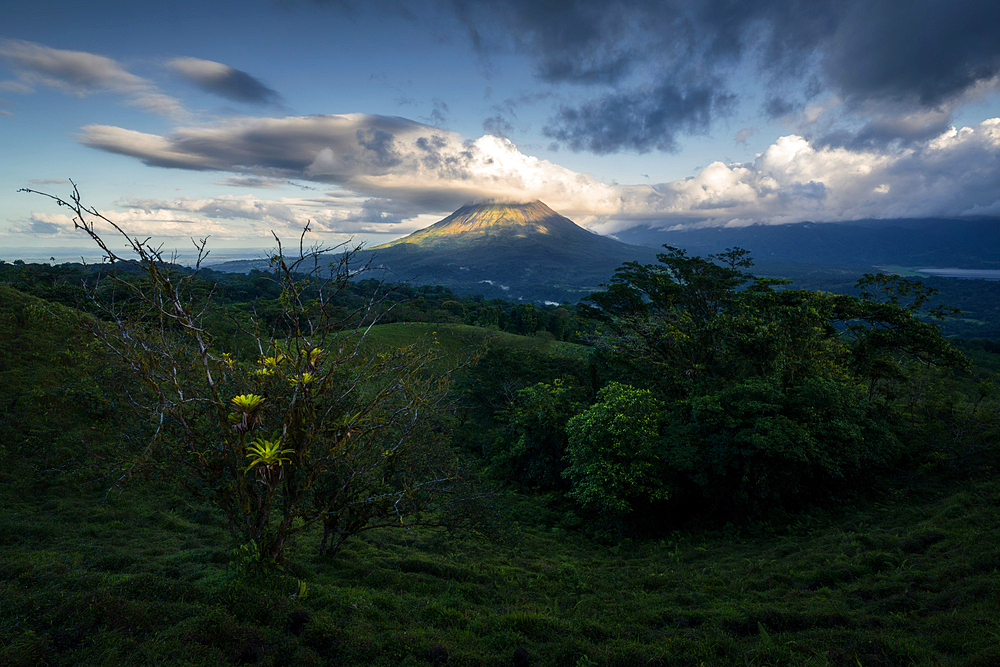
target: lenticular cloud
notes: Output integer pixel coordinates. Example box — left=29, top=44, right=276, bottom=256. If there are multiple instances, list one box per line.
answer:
left=79, top=114, right=620, bottom=218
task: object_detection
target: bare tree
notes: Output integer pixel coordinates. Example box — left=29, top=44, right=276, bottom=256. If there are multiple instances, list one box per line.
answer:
left=21, top=183, right=485, bottom=564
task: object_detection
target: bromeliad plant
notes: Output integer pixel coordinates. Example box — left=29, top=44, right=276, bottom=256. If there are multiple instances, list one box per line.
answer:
left=21, top=182, right=483, bottom=565
left=229, top=394, right=265, bottom=434
left=245, top=437, right=295, bottom=472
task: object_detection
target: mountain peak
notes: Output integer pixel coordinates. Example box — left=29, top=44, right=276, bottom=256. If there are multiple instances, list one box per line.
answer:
left=354, top=199, right=656, bottom=302
left=373, top=200, right=591, bottom=249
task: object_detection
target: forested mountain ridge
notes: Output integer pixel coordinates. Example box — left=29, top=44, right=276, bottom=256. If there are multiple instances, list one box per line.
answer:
left=612, top=217, right=1000, bottom=270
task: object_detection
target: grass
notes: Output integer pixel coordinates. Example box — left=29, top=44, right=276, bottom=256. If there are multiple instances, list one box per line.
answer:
left=359, top=321, right=574, bottom=355
left=346, top=321, right=588, bottom=382
left=2, top=462, right=999, bottom=666
left=3, top=284, right=1000, bottom=666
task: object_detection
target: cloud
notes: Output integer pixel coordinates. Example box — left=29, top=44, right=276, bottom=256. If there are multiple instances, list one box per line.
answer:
left=0, top=39, right=184, bottom=116
left=7, top=208, right=228, bottom=243
left=213, top=176, right=289, bottom=189
left=26, top=115, right=1000, bottom=244
left=822, top=0, right=1000, bottom=108
left=448, top=0, right=1000, bottom=152
left=482, top=114, right=513, bottom=138
left=167, top=57, right=282, bottom=105
left=0, top=80, right=33, bottom=94
left=734, top=128, right=755, bottom=145
left=828, top=107, right=955, bottom=149
left=111, top=193, right=436, bottom=237
left=79, top=113, right=623, bottom=216
left=74, top=107, right=1000, bottom=238
left=597, top=117, right=1000, bottom=232
left=426, top=98, right=449, bottom=126
left=544, top=83, right=736, bottom=154
left=7, top=212, right=76, bottom=235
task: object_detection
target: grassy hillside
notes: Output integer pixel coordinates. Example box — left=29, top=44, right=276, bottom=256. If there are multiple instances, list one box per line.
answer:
left=3, top=453, right=999, bottom=666
left=0, top=285, right=126, bottom=474
left=2, top=285, right=1000, bottom=666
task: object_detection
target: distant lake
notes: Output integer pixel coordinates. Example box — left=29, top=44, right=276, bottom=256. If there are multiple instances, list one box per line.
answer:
left=918, top=268, right=1000, bottom=280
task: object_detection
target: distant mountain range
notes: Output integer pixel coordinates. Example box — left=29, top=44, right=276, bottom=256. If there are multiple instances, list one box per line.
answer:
left=208, top=202, right=1000, bottom=302
left=612, top=218, right=1000, bottom=271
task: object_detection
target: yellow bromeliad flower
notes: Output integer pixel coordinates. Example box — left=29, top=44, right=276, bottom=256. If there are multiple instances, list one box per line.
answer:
left=221, top=352, right=236, bottom=367
left=231, top=394, right=265, bottom=412
left=252, top=367, right=274, bottom=377
left=260, top=353, right=286, bottom=368
left=245, top=437, right=295, bottom=472
left=288, top=372, right=315, bottom=387
left=308, top=348, right=323, bottom=366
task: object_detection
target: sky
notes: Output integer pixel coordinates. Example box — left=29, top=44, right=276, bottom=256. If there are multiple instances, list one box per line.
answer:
left=2, top=0, right=1000, bottom=261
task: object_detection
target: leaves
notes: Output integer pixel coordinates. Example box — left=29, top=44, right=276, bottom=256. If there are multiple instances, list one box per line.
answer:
left=244, top=437, right=296, bottom=472
left=570, top=247, right=968, bottom=520
left=563, top=383, right=669, bottom=515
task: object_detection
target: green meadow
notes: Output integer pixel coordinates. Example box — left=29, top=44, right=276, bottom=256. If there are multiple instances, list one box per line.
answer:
left=2, top=267, right=999, bottom=667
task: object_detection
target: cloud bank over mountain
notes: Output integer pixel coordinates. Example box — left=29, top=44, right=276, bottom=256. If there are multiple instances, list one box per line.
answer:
left=75, top=111, right=1000, bottom=237
left=609, top=119, right=1000, bottom=232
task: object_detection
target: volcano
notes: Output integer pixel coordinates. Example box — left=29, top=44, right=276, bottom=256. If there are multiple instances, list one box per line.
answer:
left=357, top=201, right=656, bottom=302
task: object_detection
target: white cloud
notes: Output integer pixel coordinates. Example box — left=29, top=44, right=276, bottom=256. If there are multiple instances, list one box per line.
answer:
left=0, top=39, right=184, bottom=116
left=168, top=57, right=232, bottom=83
left=78, top=114, right=622, bottom=217
left=597, top=118, right=1000, bottom=232
left=7, top=211, right=76, bottom=235
left=117, top=193, right=441, bottom=237
left=80, top=126, right=211, bottom=168
left=68, top=110, right=1000, bottom=238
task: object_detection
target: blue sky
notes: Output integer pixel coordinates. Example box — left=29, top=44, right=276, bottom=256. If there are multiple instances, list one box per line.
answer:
left=3, top=0, right=1000, bottom=260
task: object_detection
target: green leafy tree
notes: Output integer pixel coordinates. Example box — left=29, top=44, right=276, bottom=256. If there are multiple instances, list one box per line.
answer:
left=489, top=378, right=582, bottom=490
left=574, top=247, right=968, bottom=518
left=563, top=382, right=669, bottom=515
left=664, top=375, right=894, bottom=516
left=22, top=184, right=481, bottom=564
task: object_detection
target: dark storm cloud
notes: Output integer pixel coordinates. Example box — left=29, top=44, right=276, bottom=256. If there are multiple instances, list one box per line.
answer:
left=544, top=83, right=736, bottom=154
left=763, top=97, right=798, bottom=120
left=356, top=127, right=403, bottom=168
left=167, top=58, right=282, bottom=105
left=823, top=0, right=1000, bottom=107
left=447, top=0, right=1000, bottom=151
left=844, top=112, right=955, bottom=149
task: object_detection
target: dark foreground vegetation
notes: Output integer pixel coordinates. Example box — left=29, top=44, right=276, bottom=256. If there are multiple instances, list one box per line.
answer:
left=2, top=189, right=999, bottom=666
